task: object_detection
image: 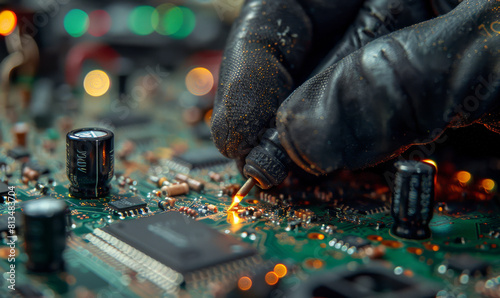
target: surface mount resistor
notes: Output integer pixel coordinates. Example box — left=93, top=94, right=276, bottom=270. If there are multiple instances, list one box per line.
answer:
left=161, top=183, right=189, bottom=196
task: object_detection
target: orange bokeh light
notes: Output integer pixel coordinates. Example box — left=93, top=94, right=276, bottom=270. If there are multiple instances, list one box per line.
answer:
left=0, top=10, right=17, bottom=36
left=274, top=264, right=287, bottom=278
left=185, top=67, right=214, bottom=96
left=456, top=171, right=471, bottom=184
left=265, top=271, right=279, bottom=286
left=238, top=276, right=252, bottom=291
left=482, top=179, right=495, bottom=192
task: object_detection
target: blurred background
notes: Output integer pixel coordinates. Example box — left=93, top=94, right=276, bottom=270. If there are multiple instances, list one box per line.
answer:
left=0, top=0, right=244, bottom=155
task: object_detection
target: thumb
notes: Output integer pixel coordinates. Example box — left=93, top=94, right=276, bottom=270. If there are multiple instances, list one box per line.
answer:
left=277, top=0, right=500, bottom=175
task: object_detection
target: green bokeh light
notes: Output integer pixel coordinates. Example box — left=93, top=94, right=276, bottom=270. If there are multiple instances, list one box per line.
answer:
left=128, top=6, right=157, bottom=35
left=64, top=9, right=89, bottom=37
left=171, top=7, right=195, bottom=39
left=163, top=6, right=183, bottom=36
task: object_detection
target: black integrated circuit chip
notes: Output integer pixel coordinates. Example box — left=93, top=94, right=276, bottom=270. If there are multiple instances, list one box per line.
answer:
left=108, top=197, right=147, bottom=212
left=100, top=211, right=256, bottom=274
left=339, top=197, right=389, bottom=215
left=173, top=147, right=231, bottom=169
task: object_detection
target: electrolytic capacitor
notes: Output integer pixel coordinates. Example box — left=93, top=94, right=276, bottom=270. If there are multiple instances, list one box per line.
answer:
left=66, top=128, right=114, bottom=198
left=391, top=161, right=436, bottom=239
left=23, top=197, right=68, bottom=272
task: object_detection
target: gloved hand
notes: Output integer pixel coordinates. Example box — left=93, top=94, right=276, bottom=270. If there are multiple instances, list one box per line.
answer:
left=211, top=0, right=500, bottom=178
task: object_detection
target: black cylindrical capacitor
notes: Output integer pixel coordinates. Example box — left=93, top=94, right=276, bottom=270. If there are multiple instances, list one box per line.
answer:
left=66, top=128, right=114, bottom=198
left=391, top=161, right=436, bottom=240
left=23, top=197, right=68, bottom=272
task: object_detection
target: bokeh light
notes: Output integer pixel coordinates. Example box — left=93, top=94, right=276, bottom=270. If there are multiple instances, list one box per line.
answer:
left=171, top=7, right=196, bottom=39
left=185, top=67, right=214, bottom=96
left=153, top=5, right=196, bottom=38
left=64, top=9, right=89, bottom=37
left=274, top=264, right=287, bottom=278
left=265, top=271, right=279, bottom=286
left=456, top=171, right=471, bottom=184
left=88, top=10, right=111, bottom=37
left=482, top=179, right=495, bottom=192
left=128, top=6, right=157, bottom=35
left=237, top=276, right=252, bottom=291
left=84, top=70, right=111, bottom=97
left=0, top=10, right=17, bottom=36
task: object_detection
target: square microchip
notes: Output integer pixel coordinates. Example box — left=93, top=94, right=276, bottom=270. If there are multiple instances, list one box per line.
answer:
left=108, top=197, right=147, bottom=212
left=173, top=147, right=231, bottom=169
left=99, top=212, right=256, bottom=274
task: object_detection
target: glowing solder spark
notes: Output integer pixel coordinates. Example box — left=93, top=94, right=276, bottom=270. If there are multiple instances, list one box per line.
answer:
left=227, top=195, right=242, bottom=224
left=228, top=195, right=242, bottom=210
left=227, top=211, right=240, bottom=224
left=422, top=159, right=437, bottom=171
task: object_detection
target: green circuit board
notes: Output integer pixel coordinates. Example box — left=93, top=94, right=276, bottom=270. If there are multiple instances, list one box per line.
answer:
left=0, top=120, right=500, bottom=298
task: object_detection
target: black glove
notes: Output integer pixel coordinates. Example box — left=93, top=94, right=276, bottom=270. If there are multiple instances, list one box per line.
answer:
left=212, top=0, right=500, bottom=177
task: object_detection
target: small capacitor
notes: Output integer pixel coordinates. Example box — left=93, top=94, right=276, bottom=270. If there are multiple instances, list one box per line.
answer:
left=391, top=161, right=436, bottom=239
left=12, top=122, right=29, bottom=147
left=66, top=128, right=114, bottom=198
left=23, top=197, right=68, bottom=272
left=161, top=183, right=189, bottom=196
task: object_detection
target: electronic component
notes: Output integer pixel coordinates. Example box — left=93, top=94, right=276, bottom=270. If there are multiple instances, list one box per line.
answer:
left=338, top=197, right=389, bottom=215
left=172, top=147, right=231, bottom=169
left=23, top=197, right=68, bottom=272
left=446, top=254, right=491, bottom=276
left=108, top=197, right=147, bottom=215
left=391, top=161, right=435, bottom=239
left=158, top=197, right=176, bottom=210
left=175, top=173, right=204, bottom=192
left=7, top=147, right=30, bottom=160
left=89, top=212, right=257, bottom=284
left=161, top=183, right=189, bottom=196
left=66, top=128, right=114, bottom=198
left=0, top=182, right=8, bottom=203
left=21, top=161, right=50, bottom=183
left=209, top=171, right=222, bottom=182
left=290, top=265, right=439, bottom=298
left=12, top=122, right=29, bottom=147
